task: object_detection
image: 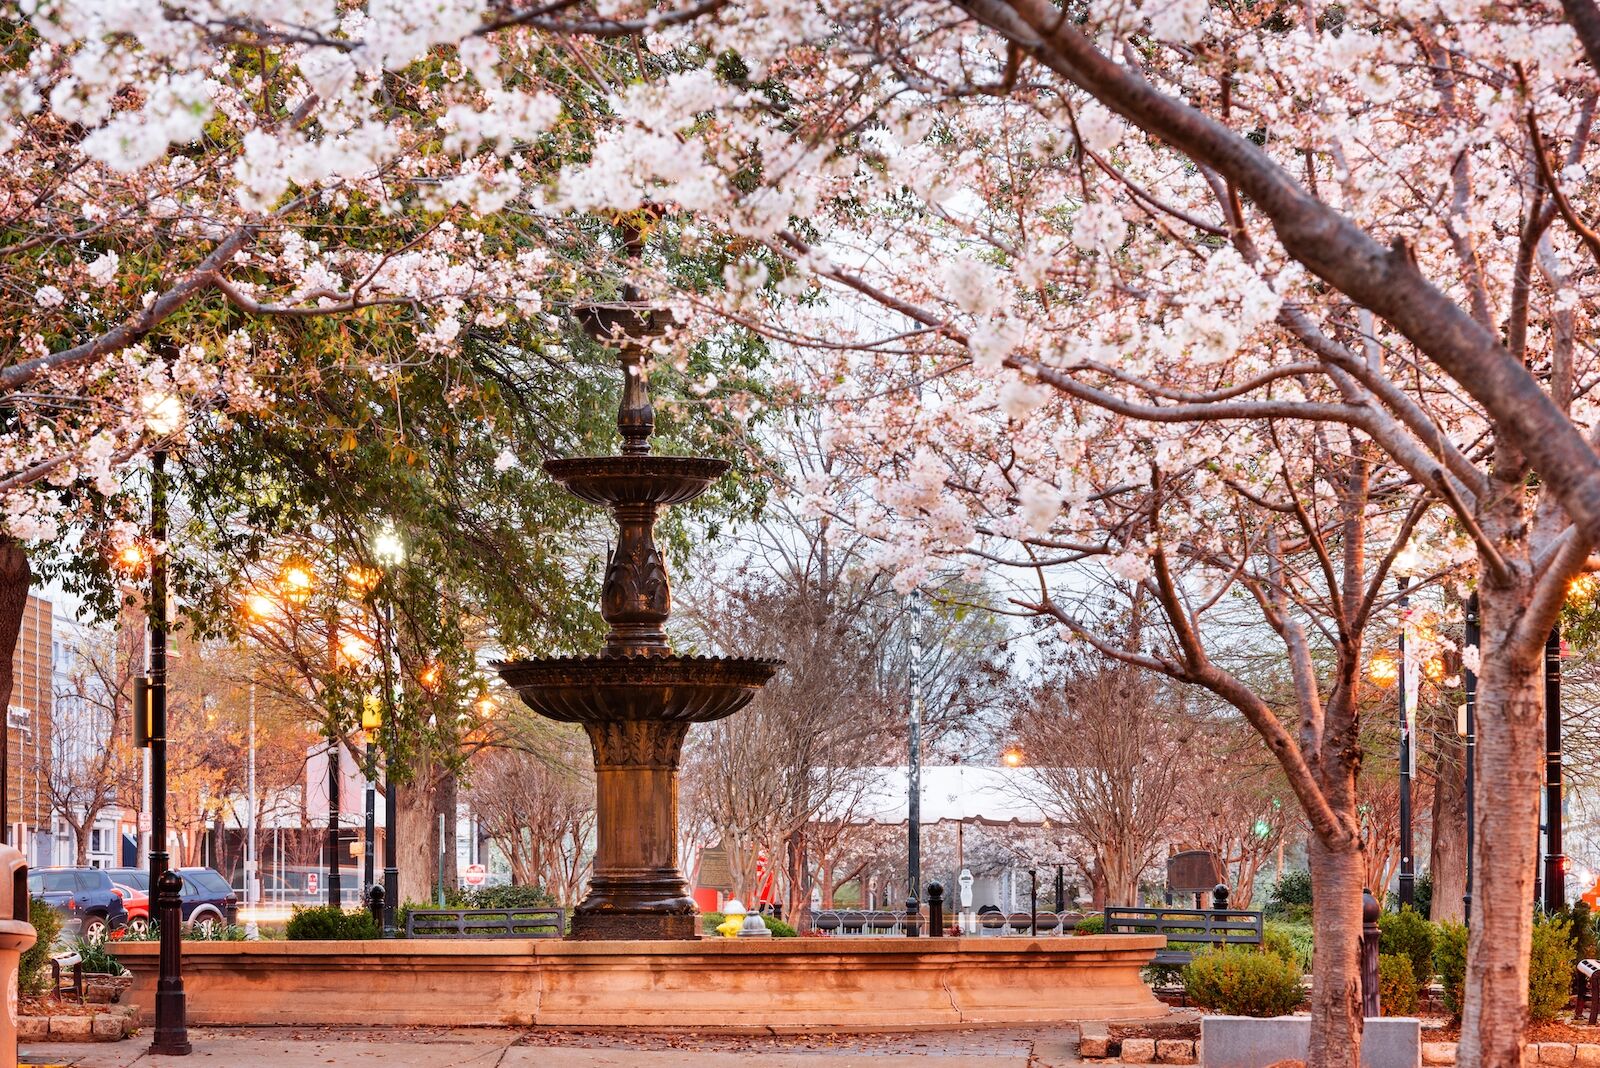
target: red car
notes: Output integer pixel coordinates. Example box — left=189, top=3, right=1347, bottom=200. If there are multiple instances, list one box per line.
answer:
left=107, top=875, right=150, bottom=936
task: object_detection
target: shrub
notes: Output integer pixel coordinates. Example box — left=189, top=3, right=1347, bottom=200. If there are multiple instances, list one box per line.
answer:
left=286, top=905, right=379, bottom=941
left=1530, top=913, right=1577, bottom=1023
left=1379, top=906, right=1436, bottom=990
left=1182, top=946, right=1305, bottom=1017
left=1378, top=953, right=1418, bottom=1016
left=1413, top=872, right=1434, bottom=920
left=1074, top=913, right=1106, bottom=934
left=1434, top=920, right=1468, bottom=1019
left=1264, top=920, right=1314, bottom=971
left=1561, top=901, right=1598, bottom=962
left=763, top=914, right=797, bottom=937
left=444, top=884, right=555, bottom=910
left=1266, top=870, right=1313, bottom=921
left=72, top=936, right=126, bottom=976
left=20, top=897, right=63, bottom=995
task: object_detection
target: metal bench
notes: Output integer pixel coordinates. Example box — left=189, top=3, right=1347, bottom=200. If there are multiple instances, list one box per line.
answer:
left=1576, top=958, right=1600, bottom=1024
left=404, top=907, right=564, bottom=938
left=1104, top=905, right=1264, bottom=966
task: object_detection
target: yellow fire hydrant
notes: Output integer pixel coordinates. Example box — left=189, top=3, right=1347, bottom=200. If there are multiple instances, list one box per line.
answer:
left=716, top=899, right=747, bottom=938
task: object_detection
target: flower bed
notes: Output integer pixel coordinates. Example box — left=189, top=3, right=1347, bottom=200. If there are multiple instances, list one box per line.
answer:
left=16, top=996, right=138, bottom=1042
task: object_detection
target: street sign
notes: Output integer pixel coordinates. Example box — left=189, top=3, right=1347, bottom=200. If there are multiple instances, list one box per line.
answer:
left=306, top=872, right=319, bottom=896
left=463, top=863, right=487, bottom=887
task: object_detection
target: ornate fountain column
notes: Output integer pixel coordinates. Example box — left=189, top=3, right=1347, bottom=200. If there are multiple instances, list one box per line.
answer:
left=498, top=297, right=777, bottom=940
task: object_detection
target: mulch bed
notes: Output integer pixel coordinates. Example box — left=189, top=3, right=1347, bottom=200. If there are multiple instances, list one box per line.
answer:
left=1111, top=1021, right=1202, bottom=1041
left=20, top=993, right=114, bottom=1018
left=1421, top=1016, right=1600, bottom=1044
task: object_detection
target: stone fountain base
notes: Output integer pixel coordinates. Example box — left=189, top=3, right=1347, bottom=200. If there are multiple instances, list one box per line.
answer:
left=109, top=936, right=1168, bottom=1030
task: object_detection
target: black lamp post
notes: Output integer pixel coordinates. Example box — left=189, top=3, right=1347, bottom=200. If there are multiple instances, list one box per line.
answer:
left=907, top=591, right=923, bottom=911
left=1544, top=624, right=1565, bottom=913
left=371, top=522, right=405, bottom=936
left=1397, top=578, right=1415, bottom=909
left=145, top=424, right=188, bottom=1057
left=1463, top=593, right=1478, bottom=923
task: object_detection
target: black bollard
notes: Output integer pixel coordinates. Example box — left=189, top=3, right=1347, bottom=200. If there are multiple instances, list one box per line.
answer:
left=1361, top=889, right=1381, bottom=1017
left=150, top=869, right=191, bottom=1056
left=905, top=896, right=920, bottom=937
left=1212, top=883, right=1230, bottom=909
left=928, top=883, right=945, bottom=937
left=368, top=882, right=385, bottom=929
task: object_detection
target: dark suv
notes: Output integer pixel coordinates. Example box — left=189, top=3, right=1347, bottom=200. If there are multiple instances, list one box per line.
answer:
left=106, top=867, right=239, bottom=933
left=29, top=867, right=129, bottom=940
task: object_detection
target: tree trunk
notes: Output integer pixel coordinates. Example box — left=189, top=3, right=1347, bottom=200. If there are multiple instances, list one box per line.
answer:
left=1458, top=638, right=1543, bottom=1068
left=397, top=763, right=444, bottom=905
left=74, top=818, right=90, bottom=867
left=1306, top=834, right=1365, bottom=1068
left=1428, top=726, right=1468, bottom=923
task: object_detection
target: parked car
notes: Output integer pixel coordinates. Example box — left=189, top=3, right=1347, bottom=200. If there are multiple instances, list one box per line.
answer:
left=106, top=867, right=238, bottom=933
left=105, top=870, right=151, bottom=936
left=28, top=867, right=129, bottom=940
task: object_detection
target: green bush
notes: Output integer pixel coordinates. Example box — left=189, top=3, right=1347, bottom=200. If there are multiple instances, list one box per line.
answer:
left=72, top=936, right=126, bottom=976
left=1378, top=953, right=1418, bottom=1016
left=1413, top=872, right=1434, bottom=920
left=1531, top=913, right=1577, bottom=1023
left=1434, top=920, right=1468, bottom=1019
left=1264, top=920, right=1314, bottom=971
left=1075, top=913, right=1106, bottom=934
left=20, top=898, right=63, bottom=995
left=1560, top=902, right=1598, bottom=962
left=1182, top=946, right=1305, bottom=1017
left=1266, top=871, right=1313, bottom=921
left=1379, top=906, right=1436, bottom=990
left=701, top=911, right=727, bottom=933
left=286, top=905, right=380, bottom=941
left=444, top=884, right=555, bottom=910
left=763, top=914, right=797, bottom=937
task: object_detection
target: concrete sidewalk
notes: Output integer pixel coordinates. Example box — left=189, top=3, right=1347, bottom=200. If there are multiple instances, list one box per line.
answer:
left=20, top=1026, right=1074, bottom=1067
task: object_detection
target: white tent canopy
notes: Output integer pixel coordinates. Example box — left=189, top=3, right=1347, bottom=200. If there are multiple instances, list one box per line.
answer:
left=832, top=765, right=1051, bottom=826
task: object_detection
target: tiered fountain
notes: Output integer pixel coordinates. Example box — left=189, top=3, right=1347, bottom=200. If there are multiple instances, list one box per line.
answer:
left=496, top=291, right=779, bottom=940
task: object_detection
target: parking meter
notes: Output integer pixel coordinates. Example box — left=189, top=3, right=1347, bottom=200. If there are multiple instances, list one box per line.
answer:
left=0, top=846, right=37, bottom=1062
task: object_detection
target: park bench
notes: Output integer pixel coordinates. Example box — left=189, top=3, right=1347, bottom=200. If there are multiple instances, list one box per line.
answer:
left=1575, top=958, right=1600, bottom=1024
left=50, top=948, right=83, bottom=997
left=1103, top=905, right=1264, bottom=967
left=404, top=907, right=564, bottom=938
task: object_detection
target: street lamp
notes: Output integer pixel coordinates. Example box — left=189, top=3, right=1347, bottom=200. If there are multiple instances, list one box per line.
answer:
left=371, top=521, right=405, bottom=935
left=139, top=388, right=189, bottom=1057
left=907, top=591, right=924, bottom=914
left=1462, top=593, right=1478, bottom=923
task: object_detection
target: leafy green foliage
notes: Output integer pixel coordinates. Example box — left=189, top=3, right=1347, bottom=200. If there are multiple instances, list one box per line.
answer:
left=1378, top=953, right=1418, bottom=1016
left=71, top=936, right=126, bottom=976
left=1558, top=901, right=1598, bottom=962
left=1531, top=913, right=1577, bottom=1023
left=1074, top=913, right=1106, bottom=934
left=1413, top=872, right=1433, bottom=920
left=1266, top=870, right=1312, bottom=921
left=1182, top=946, right=1305, bottom=1017
left=445, top=885, right=555, bottom=909
left=1434, top=921, right=1468, bottom=1019
left=20, top=898, right=63, bottom=995
left=286, top=905, right=380, bottom=941
left=762, top=914, right=797, bottom=937
left=1264, top=921, right=1314, bottom=971
left=1379, top=907, right=1436, bottom=989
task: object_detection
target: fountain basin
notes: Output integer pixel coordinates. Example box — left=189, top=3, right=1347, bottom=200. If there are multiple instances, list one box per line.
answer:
left=109, top=936, right=1168, bottom=1030
left=498, top=654, right=779, bottom=724
left=544, top=455, right=730, bottom=506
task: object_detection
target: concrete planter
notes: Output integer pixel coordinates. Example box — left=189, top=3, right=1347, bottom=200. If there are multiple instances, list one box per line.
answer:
left=1199, top=1015, right=1421, bottom=1068
left=109, top=935, right=1169, bottom=1031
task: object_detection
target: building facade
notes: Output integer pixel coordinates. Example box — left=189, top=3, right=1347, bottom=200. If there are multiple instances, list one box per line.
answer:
left=7, top=594, right=54, bottom=864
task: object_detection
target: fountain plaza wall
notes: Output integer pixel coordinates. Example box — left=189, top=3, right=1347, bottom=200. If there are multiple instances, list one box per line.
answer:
left=110, top=935, right=1168, bottom=1030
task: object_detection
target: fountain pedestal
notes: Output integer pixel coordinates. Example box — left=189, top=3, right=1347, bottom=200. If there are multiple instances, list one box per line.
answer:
left=578, top=719, right=695, bottom=940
